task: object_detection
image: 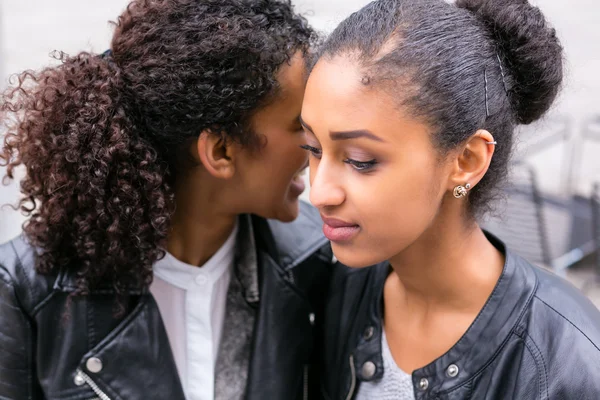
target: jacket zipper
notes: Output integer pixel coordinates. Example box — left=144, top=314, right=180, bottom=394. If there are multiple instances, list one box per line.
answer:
left=303, top=364, right=309, bottom=400
left=75, top=369, right=112, bottom=400
left=344, top=354, right=357, bottom=400
left=287, top=270, right=295, bottom=284
left=304, top=307, right=316, bottom=400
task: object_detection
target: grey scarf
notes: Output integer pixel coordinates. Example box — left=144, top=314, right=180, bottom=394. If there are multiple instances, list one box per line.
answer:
left=214, top=215, right=259, bottom=400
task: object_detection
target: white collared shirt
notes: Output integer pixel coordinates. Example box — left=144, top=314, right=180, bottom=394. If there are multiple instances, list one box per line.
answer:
left=150, top=222, right=238, bottom=400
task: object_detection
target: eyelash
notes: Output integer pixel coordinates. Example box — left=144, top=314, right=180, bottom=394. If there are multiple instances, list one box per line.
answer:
left=299, top=145, right=378, bottom=172
left=344, top=158, right=378, bottom=171
left=300, top=144, right=321, bottom=158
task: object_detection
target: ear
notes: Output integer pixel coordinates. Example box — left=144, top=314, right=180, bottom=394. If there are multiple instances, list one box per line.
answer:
left=194, top=130, right=237, bottom=180
left=447, top=129, right=496, bottom=191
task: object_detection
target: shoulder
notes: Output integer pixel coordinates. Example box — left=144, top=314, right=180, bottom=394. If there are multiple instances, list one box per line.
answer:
left=515, top=260, right=600, bottom=392
left=0, top=235, right=55, bottom=314
left=528, top=264, right=600, bottom=346
left=267, top=200, right=332, bottom=269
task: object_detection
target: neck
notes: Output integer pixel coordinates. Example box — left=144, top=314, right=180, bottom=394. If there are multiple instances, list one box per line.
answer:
left=388, top=209, right=504, bottom=313
left=166, top=168, right=237, bottom=267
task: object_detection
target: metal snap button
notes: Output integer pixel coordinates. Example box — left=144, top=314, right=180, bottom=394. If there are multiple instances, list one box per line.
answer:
left=363, top=326, right=375, bottom=341
left=418, top=377, right=429, bottom=391
left=446, top=364, right=459, bottom=378
left=361, top=361, right=377, bottom=379
left=309, top=312, right=315, bottom=325
left=86, top=357, right=103, bottom=373
left=73, top=371, right=85, bottom=386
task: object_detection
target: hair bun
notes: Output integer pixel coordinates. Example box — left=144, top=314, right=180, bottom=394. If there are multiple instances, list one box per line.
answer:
left=456, top=0, right=563, bottom=124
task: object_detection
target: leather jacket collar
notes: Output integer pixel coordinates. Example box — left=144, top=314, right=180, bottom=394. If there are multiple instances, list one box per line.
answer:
left=52, top=210, right=324, bottom=296
left=0, top=201, right=334, bottom=400
left=348, top=232, right=538, bottom=396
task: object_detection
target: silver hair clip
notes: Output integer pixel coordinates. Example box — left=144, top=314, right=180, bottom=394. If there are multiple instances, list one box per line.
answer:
left=496, top=53, right=508, bottom=93
left=484, top=55, right=508, bottom=120
left=484, top=68, right=490, bottom=118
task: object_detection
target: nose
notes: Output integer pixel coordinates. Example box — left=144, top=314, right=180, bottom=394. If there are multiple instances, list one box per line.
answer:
left=309, top=160, right=345, bottom=209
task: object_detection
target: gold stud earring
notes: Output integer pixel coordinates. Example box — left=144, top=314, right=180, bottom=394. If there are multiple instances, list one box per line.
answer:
left=453, top=183, right=471, bottom=199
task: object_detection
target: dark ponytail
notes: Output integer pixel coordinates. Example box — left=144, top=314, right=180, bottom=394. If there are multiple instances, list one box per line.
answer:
left=1, top=0, right=314, bottom=294
left=1, top=50, right=172, bottom=294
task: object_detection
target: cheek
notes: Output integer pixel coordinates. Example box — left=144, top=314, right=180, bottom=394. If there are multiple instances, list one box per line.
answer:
left=308, top=157, right=318, bottom=185
left=354, top=161, right=443, bottom=254
left=262, top=139, right=307, bottom=188
left=286, top=140, right=309, bottom=171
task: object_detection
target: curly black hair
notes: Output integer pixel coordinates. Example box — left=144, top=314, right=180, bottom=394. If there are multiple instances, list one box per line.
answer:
left=317, top=0, right=563, bottom=216
left=0, top=0, right=315, bottom=295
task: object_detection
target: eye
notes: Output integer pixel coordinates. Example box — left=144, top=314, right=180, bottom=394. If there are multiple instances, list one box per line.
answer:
left=300, top=144, right=322, bottom=159
left=344, top=158, right=378, bottom=172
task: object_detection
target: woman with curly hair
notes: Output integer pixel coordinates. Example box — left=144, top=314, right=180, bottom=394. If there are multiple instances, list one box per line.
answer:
left=0, top=1, right=332, bottom=399
left=301, top=0, right=600, bottom=398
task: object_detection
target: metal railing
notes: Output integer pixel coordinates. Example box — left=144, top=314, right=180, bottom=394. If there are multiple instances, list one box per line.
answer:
left=482, top=163, right=552, bottom=268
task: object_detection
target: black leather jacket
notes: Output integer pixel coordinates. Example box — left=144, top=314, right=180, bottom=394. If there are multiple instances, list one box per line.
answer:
left=321, top=233, right=600, bottom=400
left=0, top=203, right=332, bottom=400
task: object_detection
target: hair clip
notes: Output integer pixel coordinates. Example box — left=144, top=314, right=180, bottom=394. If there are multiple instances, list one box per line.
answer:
left=484, top=68, right=490, bottom=118
left=496, top=53, right=508, bottom=93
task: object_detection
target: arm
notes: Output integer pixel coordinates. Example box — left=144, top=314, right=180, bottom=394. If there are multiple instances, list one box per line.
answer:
left=0, top=269, right=36, bottom=400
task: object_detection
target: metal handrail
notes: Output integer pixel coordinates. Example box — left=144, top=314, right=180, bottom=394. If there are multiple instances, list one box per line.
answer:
left=482, top=164, right=552, bottom=267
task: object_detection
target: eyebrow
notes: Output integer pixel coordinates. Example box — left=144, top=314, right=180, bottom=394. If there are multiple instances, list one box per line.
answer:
left=299, top=115, right=384, bottom=143
left=330, top=130, right=384, bottom=142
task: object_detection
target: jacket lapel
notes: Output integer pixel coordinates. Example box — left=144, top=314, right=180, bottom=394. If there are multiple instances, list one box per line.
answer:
left=244, top=250, right=314, bottom=400
left=75, top=294, right=185, bottom=400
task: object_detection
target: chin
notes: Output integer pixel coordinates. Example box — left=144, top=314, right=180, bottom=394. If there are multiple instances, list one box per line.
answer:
left=263, top=199, right=299, bottom=223
left=277, top=213, right=298, bottom=223
left=331, top=243, right=384, bottom=268
left=277, top=202, right=300, bottom=222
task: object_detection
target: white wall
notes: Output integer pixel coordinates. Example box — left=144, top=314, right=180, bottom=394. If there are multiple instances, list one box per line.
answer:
left=0, top=1, right=133, bottom=242
left=1, top=0, right=599, bottom=242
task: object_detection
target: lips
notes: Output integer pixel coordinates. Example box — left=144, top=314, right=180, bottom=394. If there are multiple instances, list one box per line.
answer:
left=321, top=215, right=360, bottom=242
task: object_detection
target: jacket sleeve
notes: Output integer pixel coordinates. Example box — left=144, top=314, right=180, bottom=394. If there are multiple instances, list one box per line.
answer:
left=0, top=268, right=35, bottom=400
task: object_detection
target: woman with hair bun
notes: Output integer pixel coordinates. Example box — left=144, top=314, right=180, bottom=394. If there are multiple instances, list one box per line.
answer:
left=0, top=1, right=332, bottom=399
left=300, top=0, right=600, bottom=398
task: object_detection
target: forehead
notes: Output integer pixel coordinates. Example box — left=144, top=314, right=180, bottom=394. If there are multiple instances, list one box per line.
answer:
left=276, top=52, right=308, bottom=100
left=302, top=55, right=435, bottom=149
left=303, top=56, right=398, bottom=129
left=304, top=55, right=366, bottom=109
left=253, top=53, right=306, bottom=120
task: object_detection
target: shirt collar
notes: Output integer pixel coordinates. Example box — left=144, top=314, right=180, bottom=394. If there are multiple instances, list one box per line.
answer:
left=54, top=215, right=261, bottom=298
left=153, top=220, right=239, bottom=290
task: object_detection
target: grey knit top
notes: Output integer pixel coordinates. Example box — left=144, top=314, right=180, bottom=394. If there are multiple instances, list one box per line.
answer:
left=355, top=331, right=416, bottom=400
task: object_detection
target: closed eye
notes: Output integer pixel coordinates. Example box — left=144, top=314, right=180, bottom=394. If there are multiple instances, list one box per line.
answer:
left=300, top=144, right=322, bottom=159
left=344, top=158, right=378, bottom=172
